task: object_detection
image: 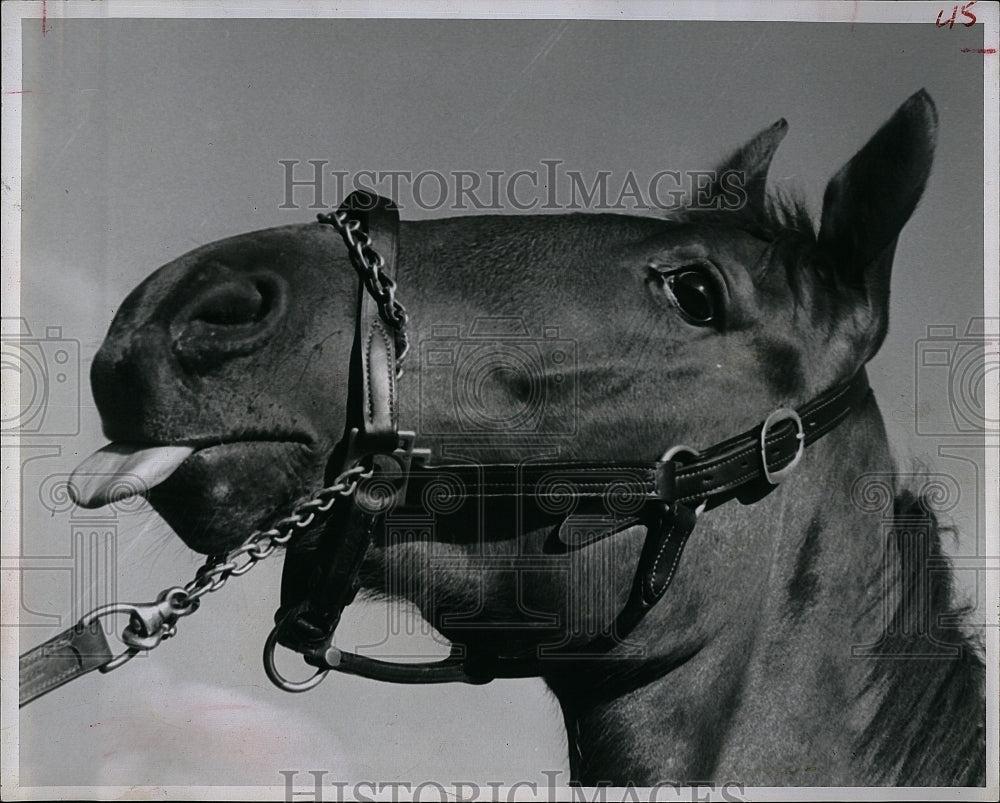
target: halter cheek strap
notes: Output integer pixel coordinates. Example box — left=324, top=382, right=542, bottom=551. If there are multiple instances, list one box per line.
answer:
left=265, top=191, right=874, bottom=690
left=274, top=191, right=406, bottom=659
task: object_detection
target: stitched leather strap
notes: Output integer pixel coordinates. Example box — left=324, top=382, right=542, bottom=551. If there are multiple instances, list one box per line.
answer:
left=639, top=502, right=698, bottom=607
left=19, top=622, right=113, bottom=707
left=277, top=191, right=402, bottom=648
left=344, top=191, right=400, bottom=451
left=398, top=461, right=661, bottom=506
left=278, top=502, right=377, bottom=643
left=395, top=370, right=871, bottom=512
left=673, top=370, right=871, bottom=508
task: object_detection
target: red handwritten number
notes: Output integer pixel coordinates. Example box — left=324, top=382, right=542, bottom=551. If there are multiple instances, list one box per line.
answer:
left=937, top=1, right=977, bottom=28
left=937, top=6, right=957, bottom=27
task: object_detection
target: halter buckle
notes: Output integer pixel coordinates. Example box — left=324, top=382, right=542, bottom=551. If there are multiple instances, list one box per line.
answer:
left=760, top=407, right=805, bottom=485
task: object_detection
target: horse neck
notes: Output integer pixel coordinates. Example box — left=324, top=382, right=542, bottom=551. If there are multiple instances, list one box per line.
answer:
left=548, top=396, right=981, bottom=786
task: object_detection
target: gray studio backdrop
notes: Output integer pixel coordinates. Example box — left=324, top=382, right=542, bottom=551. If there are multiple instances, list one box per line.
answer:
left=16, top=18, right=986, bottom=787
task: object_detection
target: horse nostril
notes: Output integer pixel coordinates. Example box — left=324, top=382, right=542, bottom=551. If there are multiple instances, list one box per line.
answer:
left=189, top=280, right=269, bottom=326
left=172, top=273, right=288, bottom=367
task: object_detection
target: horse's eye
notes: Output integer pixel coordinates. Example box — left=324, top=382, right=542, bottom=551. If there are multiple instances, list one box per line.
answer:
left=664, top=269, right=719, bottom=326
left=645, top=263, right=725, bottom=327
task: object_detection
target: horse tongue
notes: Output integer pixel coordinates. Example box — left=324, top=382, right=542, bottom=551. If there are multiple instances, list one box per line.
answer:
left=69, top=443, right=195, bottom=508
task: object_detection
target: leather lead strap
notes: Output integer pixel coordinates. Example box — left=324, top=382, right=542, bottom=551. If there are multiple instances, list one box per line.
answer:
left=19, top=622, right=113, bottom=707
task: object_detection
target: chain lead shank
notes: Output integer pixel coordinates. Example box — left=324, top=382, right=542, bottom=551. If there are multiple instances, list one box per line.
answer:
left=74, top=464, right=371, bottom=674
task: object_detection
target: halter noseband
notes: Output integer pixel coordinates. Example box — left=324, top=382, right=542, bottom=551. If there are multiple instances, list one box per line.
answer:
left=264, top=191, right=873, bottom=691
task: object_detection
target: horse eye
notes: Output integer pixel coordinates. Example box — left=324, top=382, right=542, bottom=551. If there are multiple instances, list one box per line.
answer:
left=664, top=269, right=719, bottom=325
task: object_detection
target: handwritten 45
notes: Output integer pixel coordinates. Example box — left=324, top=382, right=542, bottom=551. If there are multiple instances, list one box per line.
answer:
left=936, top=1, right=978, bottom=28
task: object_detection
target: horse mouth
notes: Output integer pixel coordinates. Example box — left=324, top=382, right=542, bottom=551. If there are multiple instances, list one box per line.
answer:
left=69, top=437, right=319, bottom=553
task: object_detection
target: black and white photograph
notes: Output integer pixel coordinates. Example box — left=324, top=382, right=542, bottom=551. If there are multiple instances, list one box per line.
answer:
left=3, top=1, right=998, bottom=799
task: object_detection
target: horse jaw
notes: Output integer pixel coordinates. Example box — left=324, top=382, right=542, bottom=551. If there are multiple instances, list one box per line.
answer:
left=146, top=440, right=322, bottom=553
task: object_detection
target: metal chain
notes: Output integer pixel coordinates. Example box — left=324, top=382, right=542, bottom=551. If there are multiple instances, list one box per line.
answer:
left=317, top=209, right=409, bottom=369
left=88, top=464, right=371, bottom=671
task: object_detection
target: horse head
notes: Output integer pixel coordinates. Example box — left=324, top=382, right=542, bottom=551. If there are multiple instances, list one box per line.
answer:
left=70, top=90, right=984, bottom=785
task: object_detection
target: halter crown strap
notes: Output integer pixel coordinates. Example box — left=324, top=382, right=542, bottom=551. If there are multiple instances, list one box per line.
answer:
left=670, top=369, right=871, bottom=509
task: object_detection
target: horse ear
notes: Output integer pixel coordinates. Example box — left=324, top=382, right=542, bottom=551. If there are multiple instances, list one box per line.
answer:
left=710, top=118, right=788, bottom=212
left=818, top=90, right=938, bottom=360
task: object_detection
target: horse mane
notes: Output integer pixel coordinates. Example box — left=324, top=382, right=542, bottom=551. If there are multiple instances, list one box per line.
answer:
left=855, top=488, right=986, bottom=785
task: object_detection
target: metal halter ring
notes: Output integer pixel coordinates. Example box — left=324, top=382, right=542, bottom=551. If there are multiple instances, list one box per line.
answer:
left=760, top=407, right=805, bottom=485
left=660, top=444, right=701, bottom=464
left=263, top=623, right=329, bottom=693
left=659, top=445, right=707, bottom=517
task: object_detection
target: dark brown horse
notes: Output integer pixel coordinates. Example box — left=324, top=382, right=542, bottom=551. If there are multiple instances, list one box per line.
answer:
left=70, top=89, right=984, bottom=786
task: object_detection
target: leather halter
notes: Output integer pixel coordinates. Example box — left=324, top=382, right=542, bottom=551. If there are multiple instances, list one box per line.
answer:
left=265, top=191, right=874, bottom=690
